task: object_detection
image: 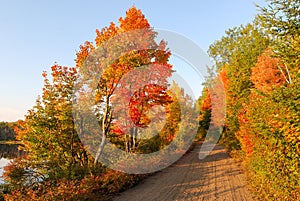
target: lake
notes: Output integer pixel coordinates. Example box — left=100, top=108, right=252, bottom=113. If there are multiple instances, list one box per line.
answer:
left=0, top=144, right=25, bottom=183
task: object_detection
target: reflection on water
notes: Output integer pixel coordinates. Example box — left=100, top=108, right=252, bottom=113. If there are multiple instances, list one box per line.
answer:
left=0, top=144, right=25, bottom=159
left=0, top=158, right=10, bottom=183
left=0, top=144, right=26, bottom=183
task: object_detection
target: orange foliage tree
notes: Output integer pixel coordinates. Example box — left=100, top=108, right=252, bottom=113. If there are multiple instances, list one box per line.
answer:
left=251, top=49, right=287, bottom=92
left=74, top=6, right=174, bottom=164
left=236, top=49, right=287, bottom=154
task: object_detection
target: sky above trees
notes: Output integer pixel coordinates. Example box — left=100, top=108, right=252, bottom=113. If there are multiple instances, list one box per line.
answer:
left=0, top=0, right=267, bottom=122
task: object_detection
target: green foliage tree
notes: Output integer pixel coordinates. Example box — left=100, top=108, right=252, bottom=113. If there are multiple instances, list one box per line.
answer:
left=196, top=88, right=211, bottom=139
left=209, top=23, right=270, bottom=149
left=258, top=0, right=300, bottom=74
left=242, top=1, right=300, bottom=200
left=9, top=64, right=91, bottom=186
left=207, top=1, right=299, bottom=200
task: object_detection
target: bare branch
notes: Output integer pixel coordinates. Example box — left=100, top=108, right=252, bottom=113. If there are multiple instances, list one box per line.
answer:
left=284, top=63, right=292, bottom=84
left=277, top=63, right=290, bottom=84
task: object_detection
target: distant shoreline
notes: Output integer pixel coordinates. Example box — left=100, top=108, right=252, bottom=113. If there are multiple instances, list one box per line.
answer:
left=0, top=141, right=22, bottom=145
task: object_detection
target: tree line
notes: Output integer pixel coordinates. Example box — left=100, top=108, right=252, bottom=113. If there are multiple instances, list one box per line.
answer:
left=0, top=122, right=21, bottom=141
left=197, top=0, right=299, bottom=200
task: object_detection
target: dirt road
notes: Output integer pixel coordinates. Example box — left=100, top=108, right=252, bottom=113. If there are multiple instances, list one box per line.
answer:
left=113, top=142, right=255, bottom=201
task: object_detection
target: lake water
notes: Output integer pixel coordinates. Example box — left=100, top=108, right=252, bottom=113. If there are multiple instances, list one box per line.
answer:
left=0, top=144, right=25, bottom=183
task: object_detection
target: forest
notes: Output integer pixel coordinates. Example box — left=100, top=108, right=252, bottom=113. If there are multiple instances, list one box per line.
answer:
left=0, top=122, right=17, bottom=141
left=0, top=0, right=299, bottom=200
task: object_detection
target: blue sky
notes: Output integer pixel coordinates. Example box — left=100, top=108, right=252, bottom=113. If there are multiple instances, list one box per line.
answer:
left=0, top=0, right=267, bottom=122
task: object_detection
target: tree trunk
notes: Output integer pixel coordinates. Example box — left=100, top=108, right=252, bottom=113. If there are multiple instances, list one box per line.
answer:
left=94, top=132, right=106, bottom=166
left=94, top=100, right=109, bottom=166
